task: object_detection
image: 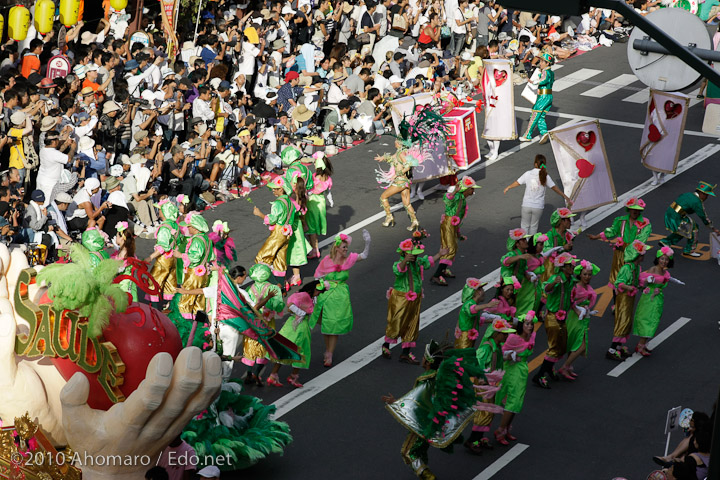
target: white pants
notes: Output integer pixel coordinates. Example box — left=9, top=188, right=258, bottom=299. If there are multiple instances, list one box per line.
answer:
left=521, top=206, right=544, bottom=235
left=214, top=323, right=243, bottom=380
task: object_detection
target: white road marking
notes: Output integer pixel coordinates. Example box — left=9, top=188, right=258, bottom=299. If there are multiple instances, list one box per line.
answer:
left=688, top=88, right=703, bottom=108
left=514, top=106, right=720, bottom=138
left=553, top=68, right=603, bottom=92
left=607, top=317, right=692, bottom=377
left=272, top=145, right=720, bottom=418
left=580, top=74, right=638, bottom=98
left=623, top=87, right=650, bottom=104
left=471, top=443, right=530, bottom=480
left=551, top=64, right=564, bottom=71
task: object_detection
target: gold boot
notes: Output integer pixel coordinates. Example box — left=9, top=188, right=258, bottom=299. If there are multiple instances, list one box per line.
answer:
left=381, top=199, right=395, bottom=227
left=405, top=204, right=419, bottom=231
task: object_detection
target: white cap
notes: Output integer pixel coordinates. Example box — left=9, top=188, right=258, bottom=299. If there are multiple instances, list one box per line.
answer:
left=461, top=51, right=473, bottom=61
left=389, top=75, right=402, bottom=84
left=281, top=5, right=296, bottom=14
left=140, top=89, right=156, bottom=103
left=197, top=465, right=221, bottom=478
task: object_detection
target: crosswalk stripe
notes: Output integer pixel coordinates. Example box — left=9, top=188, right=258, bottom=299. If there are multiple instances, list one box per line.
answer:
left=623, top=87, right=650, bottom=104
left=553, top=68, right=603, bottom=92
left=550, top=64, right=564, bottom=71
left=580, top=73, right=638, bottom=98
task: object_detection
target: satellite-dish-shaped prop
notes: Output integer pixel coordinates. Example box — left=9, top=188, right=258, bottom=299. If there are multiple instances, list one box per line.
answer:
left=627, top=8, right=712, bottom=91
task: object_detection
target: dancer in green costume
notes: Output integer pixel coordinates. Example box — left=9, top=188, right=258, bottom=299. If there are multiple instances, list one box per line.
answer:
left=659, top=181, right=720, bottom=256
left=633, top=246, right=684, bottom=356
left=81, top=227, right=109, bottom=268
left=306, top=153, right=333, bottom=259
left=310, top=230, right=372, bottom=367
left=453, top=278, right=500, bottom=349
left=502, top=228, right=534, bottom=316
left=519, top=52, right=555, bottom=144
left=559, top=260, right=600, bottom=380
left=495, top=311, right=537, bottom=445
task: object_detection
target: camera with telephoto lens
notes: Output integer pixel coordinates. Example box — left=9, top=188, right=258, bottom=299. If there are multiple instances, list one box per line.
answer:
left=129, top=97, right=151, bottom=108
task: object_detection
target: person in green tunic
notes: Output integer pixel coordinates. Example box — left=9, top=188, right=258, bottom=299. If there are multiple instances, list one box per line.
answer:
left=659, top=181, right=720, bottom=257
left=111, top=221, right=138, bottom=302
left=81, top=227, right=109, bottom=268
left=467, top=318, right=515, bottom=454
left=175, top=213, right=214, bottom=320
left=454, top=278, right=500, bottom=349
left=382, top=238, right=448, bottom=364
left=495, top=311, right=537, bottom=445
left=146, top=199, right=185, bottom=304
left=540, top=207, right=575, bottom=286
left=533, top=252, right=576, bottom=389
left=519, top=52, right=555, bottom=145
left=632, top=246, right=685, bottom=356
left=607, top=240, right=650, bottom=361
left=559, top=260, right=600, bottom=380
left=501, top=228, right=534, bottom=316
left=284, top=170, right=311, bottom=287
left=587, top=196, right=651, bottom=288
left=383, top=341, right=487, bottom=480
left=242, top=263, right=286, bottom=386
left=311, top=231, right=372, bottom=367
left=253, top=176, right=297, bottom=282
left=306, top=154, right=334, bottom=259
left=266, top=283, right=324, bottom=388
left=431, top=176, right=481, bottom=286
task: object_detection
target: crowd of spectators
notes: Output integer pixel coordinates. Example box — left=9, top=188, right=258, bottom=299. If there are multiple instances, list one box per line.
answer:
left=0, top=0, right=635, bottom=260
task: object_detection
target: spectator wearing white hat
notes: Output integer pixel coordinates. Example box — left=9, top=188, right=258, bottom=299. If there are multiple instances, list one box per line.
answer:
left=48, top=192, right=74, bottom=247
left=77, top=136, right=108, bottom=179
left=197, top=465, right=220, bottom=479
left=7, top=111, right=32, bottom=184
left=37, top=132, right=78, bottom=205
left=122, top=154, right=158, bottom=231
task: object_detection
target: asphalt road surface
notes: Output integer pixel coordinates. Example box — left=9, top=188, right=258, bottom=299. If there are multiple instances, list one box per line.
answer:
left=144, top=42, right=720, bottom=479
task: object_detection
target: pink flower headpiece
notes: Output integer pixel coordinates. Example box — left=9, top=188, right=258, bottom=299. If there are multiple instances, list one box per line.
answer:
left=658, top=245, right=674, bottom=258
left=335, top=233, right=351, bottom=246
left=625, top=197, right=646, bottom=209
left=176, top=194, right=190, bottom=205
left=466, top=277, right=482, bottom=289
left=535, top=233, right=548, bottom=243
left=632, top=239, right=650, bottom=255
left=553, top=252, right=574, bottom=267
left=399, top=239, right=414, bottom=252
left=509, top=228, right=527, bottom=241
left=557, top=207, right=573, bottom=218
left=157, top=198, right=170, bottom=206
left=525, top=310, right=536, bottom=322
left=115, top=221, right=129, bottom=233
left=213, top=220, right=230, bottom=233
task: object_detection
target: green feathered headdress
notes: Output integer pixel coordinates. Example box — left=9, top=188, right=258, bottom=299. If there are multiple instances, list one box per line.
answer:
left=396, top=103, right=450, bottom=149
left=37, top=244, right=129, bottom=338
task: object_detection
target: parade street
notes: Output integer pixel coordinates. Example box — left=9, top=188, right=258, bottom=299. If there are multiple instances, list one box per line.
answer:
left=137, top=41, right=720, bottom=480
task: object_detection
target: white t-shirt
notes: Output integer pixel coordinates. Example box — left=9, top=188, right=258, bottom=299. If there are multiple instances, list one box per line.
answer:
left=37, top=147, right=69, bottom=188
left=68, top=189, right=92, bottom=220
left=451, top=7, right=467, bottom=34
left=516, top=168, right=556, bottom=209
left=237, top=42, right=259, bottom=76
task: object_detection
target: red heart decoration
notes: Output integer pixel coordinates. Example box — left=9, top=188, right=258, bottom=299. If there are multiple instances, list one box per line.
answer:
left=576, top=158, right=595, bottom=178
left=575, top=131, right=596, bottom=152
left=494, top=70, right=507, bottom=87
left=648, top=124, right=662, bottom=142
left=664, top=101, right=682, bottom=120
left=52, top=302, right=183, bottom=410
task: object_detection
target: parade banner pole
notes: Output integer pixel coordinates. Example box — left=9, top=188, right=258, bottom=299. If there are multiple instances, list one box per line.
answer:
left=192, top=0, right=204, bottom=44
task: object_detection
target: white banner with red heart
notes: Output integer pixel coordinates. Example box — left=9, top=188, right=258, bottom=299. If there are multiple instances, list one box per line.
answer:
left=549, top=119, right=617, bottom=213
left=640, top=89, right=689, bottom=174
left=481, top=59, right=517, bottom=141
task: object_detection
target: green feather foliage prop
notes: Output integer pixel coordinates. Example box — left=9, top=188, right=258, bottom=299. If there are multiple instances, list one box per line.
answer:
left=37, top=244, right=129, bottom=337
left=396, top=103, right=450, bottom=148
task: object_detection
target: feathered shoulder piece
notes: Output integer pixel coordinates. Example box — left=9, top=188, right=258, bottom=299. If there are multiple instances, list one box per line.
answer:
left=421, top=348, right=486, bottom=438
left=37, top=244, right=129, bottom=338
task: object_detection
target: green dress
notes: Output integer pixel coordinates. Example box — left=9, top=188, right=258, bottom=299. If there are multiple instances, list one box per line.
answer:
left=286, top=198, right=310, bottom=267
left=310, top=253, right=360, bottom=335
left=664, top=192, right=712, bottom=253
left=495, top=334, right=534, bottom=413
left=306, top=174, right=332, bottom=235
left=633, top=271, right=670, bottom=338
left=278, top=313, right=314, bottom=369
left=566, top=283, right=597, bottom=354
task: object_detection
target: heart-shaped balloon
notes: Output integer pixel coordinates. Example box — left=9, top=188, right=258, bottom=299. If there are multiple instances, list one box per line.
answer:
left=648, top=124, right=662, bottom=142
left=664, top=100, right=682, bottom=120
left=575, top=131, right=596, bottom=152
left=494, top=70, right=507, bottom=87
left=576, top=158, right=595, bottom=178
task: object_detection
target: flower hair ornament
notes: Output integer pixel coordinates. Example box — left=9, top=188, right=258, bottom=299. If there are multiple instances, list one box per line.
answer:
left=115, top=221, right=129, bottom=233
left=553, top=252, right=575, bottom=268
left=458, top=176, right=481, bottom=192
left=213, top=220, right=230, bottom=234
left=492, top=319, right=516, bottom=333
left=574, top=259, right=600, bottom=276
left=625, top=197, right=646, bottom=210
left=657, top=245, right=674, bottom=258
left=632, top=239, right=651, bottom=256
left=176, top=193, right=190, bottom=205
left=334, top=233, right=351, bottom=246
left=508, top=228, right=527, bottom=241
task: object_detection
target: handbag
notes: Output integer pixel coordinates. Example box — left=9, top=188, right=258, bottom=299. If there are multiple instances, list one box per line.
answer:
left=392, top=13, right=407, bottom=31
left=20, top=137, right=39, bottom=171
left=441, top=25, right=451, bottom=38
left=357, top=32, right=372, bottom=44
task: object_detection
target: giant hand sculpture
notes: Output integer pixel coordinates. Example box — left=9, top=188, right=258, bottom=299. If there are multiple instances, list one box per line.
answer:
left=0, top=245, right=223, bottom=478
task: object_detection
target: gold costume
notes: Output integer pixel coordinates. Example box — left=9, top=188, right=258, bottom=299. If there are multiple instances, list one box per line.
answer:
left=608, top=247, right=625, bottom=287
left=544, top=312, right=568, bottom=360
left=255, top=227, right=290, bottom=277
left=178, top=270, right=209, bottom=319
left=612, top=292, right=636, bottom=339
left=438, top=215, right=458, bottom=264
left=149, top=253, right=176, bottom=301
left=385, top=288, right=422, bottom=344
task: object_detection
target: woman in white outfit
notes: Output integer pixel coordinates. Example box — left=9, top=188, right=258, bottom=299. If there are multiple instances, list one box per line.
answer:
left=503, top=154, right=572, bottom=234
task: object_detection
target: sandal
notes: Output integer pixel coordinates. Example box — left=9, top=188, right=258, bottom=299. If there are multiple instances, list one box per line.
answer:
left=289, top=275, right=302, bottom=287
left=399, top=352, right=420, bottom=365
left=635, top=345, right=652, bottom=357
left=557, top=366, right=575, bottom=381
left=444, top=269, right=456, bottom=278
left=381, top=346, right=392, bottom=359
left=266, top=373, right=284, bottom=387
left=532, top=375, right=551, bottom=389
left=323, top=351, right=333, bottom=368
left=505, top=428, right=517, bottom=442
left=431, top=276, right=448, bottom=286
left=463, top=439, right=483, bottom=456
left=479, top=437, right=494, bottom=450
left=494, top=428, right=509, bottom=446
left=606, top=349, right=624, bottom=362
left=286, top=374, right=304, bottom=388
